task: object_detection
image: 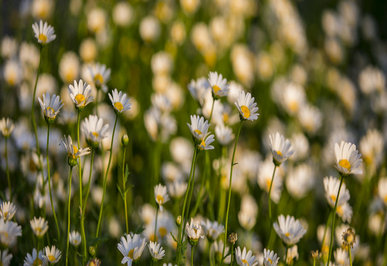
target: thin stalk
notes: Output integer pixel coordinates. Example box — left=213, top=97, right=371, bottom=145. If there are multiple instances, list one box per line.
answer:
left=154, top=207, right=159, bottom=242
left=152, top=140, right=162, bottom=201
left=185, top=152, right=198, bottom=221
left=327, top=174, right=345, bottom=265
left=321, top=212, right=332, bottom=262
left=268, top=165, right=278, bottom=222
left=208, top=98, right=216, bottom=123
left=209, top=242, right=214, bottom=266
left=66, top=166, right=74, bottom=266
left=348, top=246, right=352, bottom=266
left=46, top=123, right=60, bottom=238
left=218, top=147, right=226, bottom=222
left=222, top=122, right=243, bottom=262
left=96, top=115, right=118, bottom=237
left=82, top=150, right=95, bottom=215
left=190, top=152, right=210, bottom=217
left=176, top=147, right=198, bottom=264
left=121, top=147, right=129, bottom=234
left=230, top=243, right=235, bottom=265
left=191, top=245, right=195, bottom=266
left=5, top=137, right=11, bottom=200
left=285, top=246, right=288, bottom=265
left=76, top=110, right=87, bottom=264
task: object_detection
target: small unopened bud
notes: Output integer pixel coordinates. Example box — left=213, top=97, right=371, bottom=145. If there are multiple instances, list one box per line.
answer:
left=311, top=250, right=320, bottom=259
left=89, top=246, right=96, bottom=257
left=121, top=134, right=129, bottom=146
left=228, top=232, right=238, bottom=244
left=176, top=215, right=182, bottom=226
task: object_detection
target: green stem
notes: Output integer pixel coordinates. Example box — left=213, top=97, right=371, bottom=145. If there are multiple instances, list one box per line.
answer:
left=82, top=150, right=95, bottom=214
left=268, top=165, right=278, bottom=222
left=230, top=243, right=235, bottom=265
left=208, top=98, right=216, bottom=123
left=66, top=166, right=74, bottom=266
left=285, top=246, right=288, bottom=265
left=122, top=147, right=129, bottom=234
left=152, top=140, right=162, bottom=201
left=321, top=211, right=332, bottom=262
left=46, top=123, right=60, bottom=239
left=191, top=245, right=195, bottom=266
left=327, top=174, right=344, bottom=265
left=154, top=207, right=159, bottom=242
left=176, top=147, right=198, bottom=264
left=96, top=115, right=118, bottom=238
left=190, top=152, right=210, bottom=217
left=76, top=110, right=87, bottom=264
left=185, top=152, right=198, bottom=221
left=348, top=246, right=352, bottom=266
left=222, top=122, right=243, bottom=262
left=5, top=137, right=11, bottom=200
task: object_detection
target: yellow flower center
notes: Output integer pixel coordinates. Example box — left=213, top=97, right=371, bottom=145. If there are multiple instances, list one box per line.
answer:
left=127, top=249, right=134, bottom=259
left=268, top=258, right=273, bottom=264
left=199, top=139, right=206, bottom=150
left=285, top=232, right=290, bottom=237
left=194, top=129, right=202, bottom=136
left=265, top=179, right=272, bottom=191
left=75, top=94, right=86, bottom=105
left=92, top=132, right=99, bottom=138
left=241, top=259, right=249, bottom=265
left=156, top=194, right=164, bottom=204
left=336, top=205, right=343, bottom=216
left=159, top=227, right=167, bottom=237
left=45, top=107, right=56, bottom=118
left=213, top=85, right=221, bottom=94
left=330, top=195, right=336, bottom=203
left=276, top=150, right=283, bottom=157
left=114, top=102, right=124, bottom=111
left=339, top=159, right=351, bottom=171
left=33, top=258, right=43, bottom=266
left=94, top=73, right=104, bottom=85
left=222, top=113, right=229, bottom=123
left=3, top=211, right=8, bottom=219
left=48, top=255, right=56, bottom=262
left=240, top=105, right=250, bottom=119
left=384, top=195, right=387, bottom=204
left=289, top=100, right=299, bottom=113
left=38, top=33, right=47, bottom=43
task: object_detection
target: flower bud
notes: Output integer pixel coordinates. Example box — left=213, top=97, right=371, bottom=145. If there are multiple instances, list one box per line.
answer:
left=121, top=134, right=129, bottom=146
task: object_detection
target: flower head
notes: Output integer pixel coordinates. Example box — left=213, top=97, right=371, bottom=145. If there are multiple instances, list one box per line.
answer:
left=334, top=141, right=363, bottom=175
left=88, top=63, right=111, bottom=90
left=0, top=202, right=16, bottom=221
left=117, top=233, right=146, bottom=266
left=24, top=248, right=47, bottom=266
left=30, top=217, right=49, bottom=238
left=154, top=184, right=169, bottom=211
left=0, top=118, right=15, bottom=138
left=269, top=132, right=294, bottom=165
left=69, top=231, right=81, bottom=247
left=148, top=241, right=165, bottom=260
left=208, top=72, right=229, bottom=98
left=43, top=245, right=61, bottom=264
left=235, top=91, right=259, bottom=121
left=215, top=124, right=234, bottom=146
left=187, top=115, right=210, bottom=140
left=212, top=240, right=231, bottom=264
left=61, top=135, right=91, bottom=166
left=81, top=115, right=109, bottom=147
left=1, top=249, right=13, bottom=266
left=38, top=92, right=63, bottom=122
left=185, top=218, right=204, bottom=245
left=32, top=20, right=56, bottom=44
left=273, top=215, right=307, bottom=246
left=378, top=177, right=387, bottom=206
left=263, top=249, right=280, bottom=266
left=342, top=227, right=356, bottom=248
left=108, top=88, right=131, bottom=113
left=0, top=219, right=22, bottom=247
left=68, top=79, right=94, bottom=109
left=201, top=219, right=224, bottom=242
left=235, top=246, right=257, bottom=266
left=323, top=176, right=350, bottom=208
left=198, top=133, right=215, bottom=151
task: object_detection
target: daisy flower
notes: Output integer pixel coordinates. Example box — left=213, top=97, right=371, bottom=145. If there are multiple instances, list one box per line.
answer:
left=81, top=115, right=109, bottom=147
left=43, top=246, right=61, bottom=264
left=30, top=217, right=49, bottom=238
left=0, top=118, right=15, bottom=137
left=167, top=181, right=187, bottom=199
left=38, top=92, right=63, bottom=122
left=235, top=90, right=259, bottom=121
left=69, top=231, right=81, bottom=247
left=268, top=132, right=294, bottom=166
left=148, top=241, right=165, bottom=260
left=108, top=88, right=131, bottom=113
left=187, top=115, right=210, bottom=140
left=208, top=71, right=229, bottom=98
left=323, top=176, right=350, bottom=208
left=185, top=218, right=204, bottom=245
left=32, top=20, right=56, bottom=44
left=61, top=135, right=90, bottom=165
left=263, top=248, right=280, bottom=266
left=154, top=184, right=169, bottom=211
left=336, top=202, right=353, bottom=223
left=235, top=246, right=257, bottom=266
left=0, top=201, right=16, bottom=221
left=117, top=233, right=146, bottom=266
left=215, top=124, right=234, bottom=146
left=89, top=63, right=111, bottom=89
left=378, top=177, right=387, bottom=206
left=211, top=240, right=231, bottom=264
left=0, top=249, right=12, bottom=266
left=24, top=249, right=47, bottom=266
left=201, top=219, right=224, bottom=242
left=68, top=79, right=94, bottom=109
left=198, top=133, right=215, bottom=151
left=360, top=129, right=384, bottom=168
left=0, top=220, right=22, bottom=247
left=334, top=141, right=363, bottom=176
left=273, top=215, right=307, bottom=246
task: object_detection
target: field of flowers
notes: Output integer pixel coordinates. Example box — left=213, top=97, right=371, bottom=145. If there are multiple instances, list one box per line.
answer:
left=1, top=0, right=387, bottom=265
